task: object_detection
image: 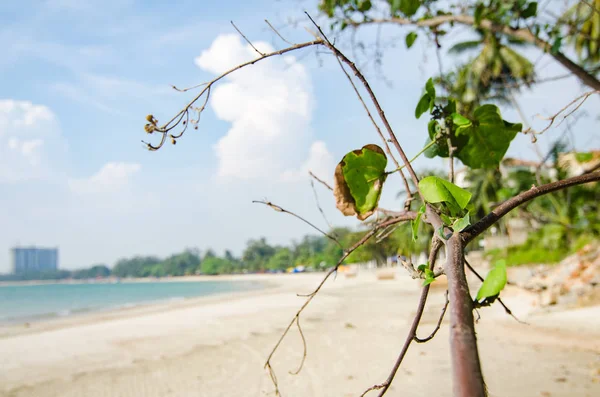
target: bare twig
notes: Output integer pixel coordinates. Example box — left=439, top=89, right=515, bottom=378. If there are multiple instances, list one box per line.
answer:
left=304, top=12, right=423, bottom=202
left=464, top=259, right=527, bottom=324
left=265, top=19, right=294, bottom=45
left=288, top=317, right=307, bottom=375
left=264, top=213, right=415, bottom=395
left=361, top=238, right=443, bottom=397
left=309, top=178, right=335, bottom=232
left=414, top=290, right=449, bottom=343
left=347, top=14, right=600, bottom=90
left=527, top=90, right=599, bottom=135
left=231, top=21, right=265, bottom=56
left=253, top=200, right=343, bottom=249
left=308, top=170, right=333, bottom=191
left=145, top=38, right=324, bottom=150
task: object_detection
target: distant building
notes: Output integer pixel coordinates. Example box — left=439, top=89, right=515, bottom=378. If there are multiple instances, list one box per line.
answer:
left=10, top=247, right=59, bottom=274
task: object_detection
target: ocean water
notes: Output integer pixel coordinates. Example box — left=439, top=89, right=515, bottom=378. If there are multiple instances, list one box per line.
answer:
left=0, top=280, right=264, bottom=324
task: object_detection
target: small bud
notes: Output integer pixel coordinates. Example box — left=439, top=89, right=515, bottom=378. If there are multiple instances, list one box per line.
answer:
left=171, top=137, right=176, bottom=145
left=146, top=114, right=157, bottom=126
left=194, top=126, right=198, bottom=130
left=182, top=120, right=186, bottom=125
left=144, top=124, right=155, bottom=134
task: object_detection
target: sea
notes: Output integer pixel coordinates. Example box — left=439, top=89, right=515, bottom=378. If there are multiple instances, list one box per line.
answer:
left=0, top=280, right=265, bottom=324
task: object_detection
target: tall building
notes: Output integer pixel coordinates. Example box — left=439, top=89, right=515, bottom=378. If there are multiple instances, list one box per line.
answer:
left=10, top=247, right=59, bottom=274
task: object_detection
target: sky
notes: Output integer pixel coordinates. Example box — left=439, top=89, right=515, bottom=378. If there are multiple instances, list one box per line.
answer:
left=1, top=0, right=598, bottom=272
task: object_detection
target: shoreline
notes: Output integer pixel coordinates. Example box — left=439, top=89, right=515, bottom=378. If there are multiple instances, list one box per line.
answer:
left=0, top=273, right=291, bottom=287
left=0, top=274, right=305, bottom=338
left=1, top=271, right=599, bottom=397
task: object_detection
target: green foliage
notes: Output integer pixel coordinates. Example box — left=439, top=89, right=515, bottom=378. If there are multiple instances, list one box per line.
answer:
left=405, top=31, right=418, bottom=48
left=452, top=212, right=471, bottom=232
left=334, top=144, right=388, bottom=220
left=415, top=78, right=436, bottom=119
left=419, top=176, right=472, bottom=215
left=475, top=259, right=507, bottom=304
left=563, top=0, right=600, bottom=64
left=453, top=105, right=522, bottom=169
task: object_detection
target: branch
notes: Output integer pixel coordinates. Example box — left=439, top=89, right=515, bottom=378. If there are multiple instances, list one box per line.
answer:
left=348, top=15, right=600, bottom=91
left=462, top=171, right=600, bottom=243
left=308, top=170, right=333, bottom=191
left=361, top=237, right=442, bottom=397
left=263, top=212, right=414, bottom=396
left=526, top=90, right=599, bottom=135
left=144, top=38, right=324, bottom=150
left=253, top=200, right=343, bottom=249
left=305, top=13, right=423, bottom=200
left=445, top=234, right=487, bottom=397
left=464, top=259, right=527, bottom=325
left=414, top=290, right=449, bottom=343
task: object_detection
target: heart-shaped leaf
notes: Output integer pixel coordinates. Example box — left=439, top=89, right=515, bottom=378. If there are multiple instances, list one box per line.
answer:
left=334, top=144, right=387, bottom=220
left=454, top=105, right=522, bottom=169
left=418, top=176, right=472, bottom=213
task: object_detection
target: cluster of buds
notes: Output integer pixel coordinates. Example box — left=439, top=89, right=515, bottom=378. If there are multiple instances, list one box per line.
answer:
left=144, top=114, right=158, bottom=134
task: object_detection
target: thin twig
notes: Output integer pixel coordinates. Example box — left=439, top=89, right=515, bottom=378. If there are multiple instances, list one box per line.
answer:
left=414, top=290, right=449, bottom=343
left=265, top=19, right=294, bottom=45
left=253, top=200, right=343, bottom=249
left=288, top=317, right=307, bottom=375
left=264, top=217, right=412, bottom=395
left=145, top=39, right=324, bottom=150
left=304, top=12, right=423, bottom=202
left=527, top=90, right=599, bottom=135
left=362, top=238, right=443, bottom=397
left=231, top=21, right=265, bottom=56
left=463, top=259, right=527, bottom=324
left=309, top=178, right=335, bottom=232
left=308, top=170, right=333, bottom=191
left=325, top=34, right=413, bottom=206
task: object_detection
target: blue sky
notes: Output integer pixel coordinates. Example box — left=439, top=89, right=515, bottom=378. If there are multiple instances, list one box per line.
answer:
left=1, top=0, right=598, bottom=272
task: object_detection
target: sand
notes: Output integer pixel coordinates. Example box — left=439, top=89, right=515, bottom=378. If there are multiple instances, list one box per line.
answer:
left=0, top=271, right=599, bottom=397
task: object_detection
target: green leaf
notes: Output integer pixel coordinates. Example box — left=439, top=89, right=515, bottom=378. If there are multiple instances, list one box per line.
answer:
left=454, top=105, right=522, bottom=169
left=417, top=263, right=427, bottom=272
left=398, top=0, right=420, bottom=17
left=425, top=78, right=436, bottom=100
left=475, top=260, right=507, bottom=302
left=418, top=176, right=472, bottom=210
left=474, top=4, right=484, bottom=25
left=452, top=212, right=471, bottom=232
left=551, top=36, right=562, bottom=55
left=334, top=144, right=387, bottom=220
left=423, top=268, right=435, bottom=286
left=575, top=152, right=594, bottom=162
left=440, top=213, right=452, bottom=226
left=452, top=113, right=472, bottom=127
left=405, top=32, right=418, bottom=49
left=411, top=205, right=426, bottom=242
left=357, top=0, right=372, bottom=12
left=415, top=93, right=431, bottom=119
left=521, top=2, right=537, bottom=19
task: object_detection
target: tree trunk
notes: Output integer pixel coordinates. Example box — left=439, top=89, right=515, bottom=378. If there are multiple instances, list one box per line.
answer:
left=445, top=234, right=487, bottom=397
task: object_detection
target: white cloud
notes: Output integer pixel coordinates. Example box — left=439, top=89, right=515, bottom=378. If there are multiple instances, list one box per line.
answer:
left=195, top=34, right=315, bottom=180
left=281, top=140, right=335, bottom=184
left=68, top=162, right=141, bottom=195
left=0, top=99, right=63, bottom=182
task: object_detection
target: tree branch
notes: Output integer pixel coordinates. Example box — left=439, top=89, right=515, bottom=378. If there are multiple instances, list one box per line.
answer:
left=348, top=15, right=600, bottom=91
left=361, top=237, right=443, bottom=397
left=445, top=234, right=487, bottom=397
left=462, top=171, right=600, bottom=243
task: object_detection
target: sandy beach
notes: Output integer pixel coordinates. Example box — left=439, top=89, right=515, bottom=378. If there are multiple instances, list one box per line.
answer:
left=1, top=271, right=599, bottom=397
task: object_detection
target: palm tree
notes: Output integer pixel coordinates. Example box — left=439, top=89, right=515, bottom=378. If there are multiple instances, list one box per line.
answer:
left=443, top=31, right=535, bottom=115
left=562, top=0, right=600, bottom=66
